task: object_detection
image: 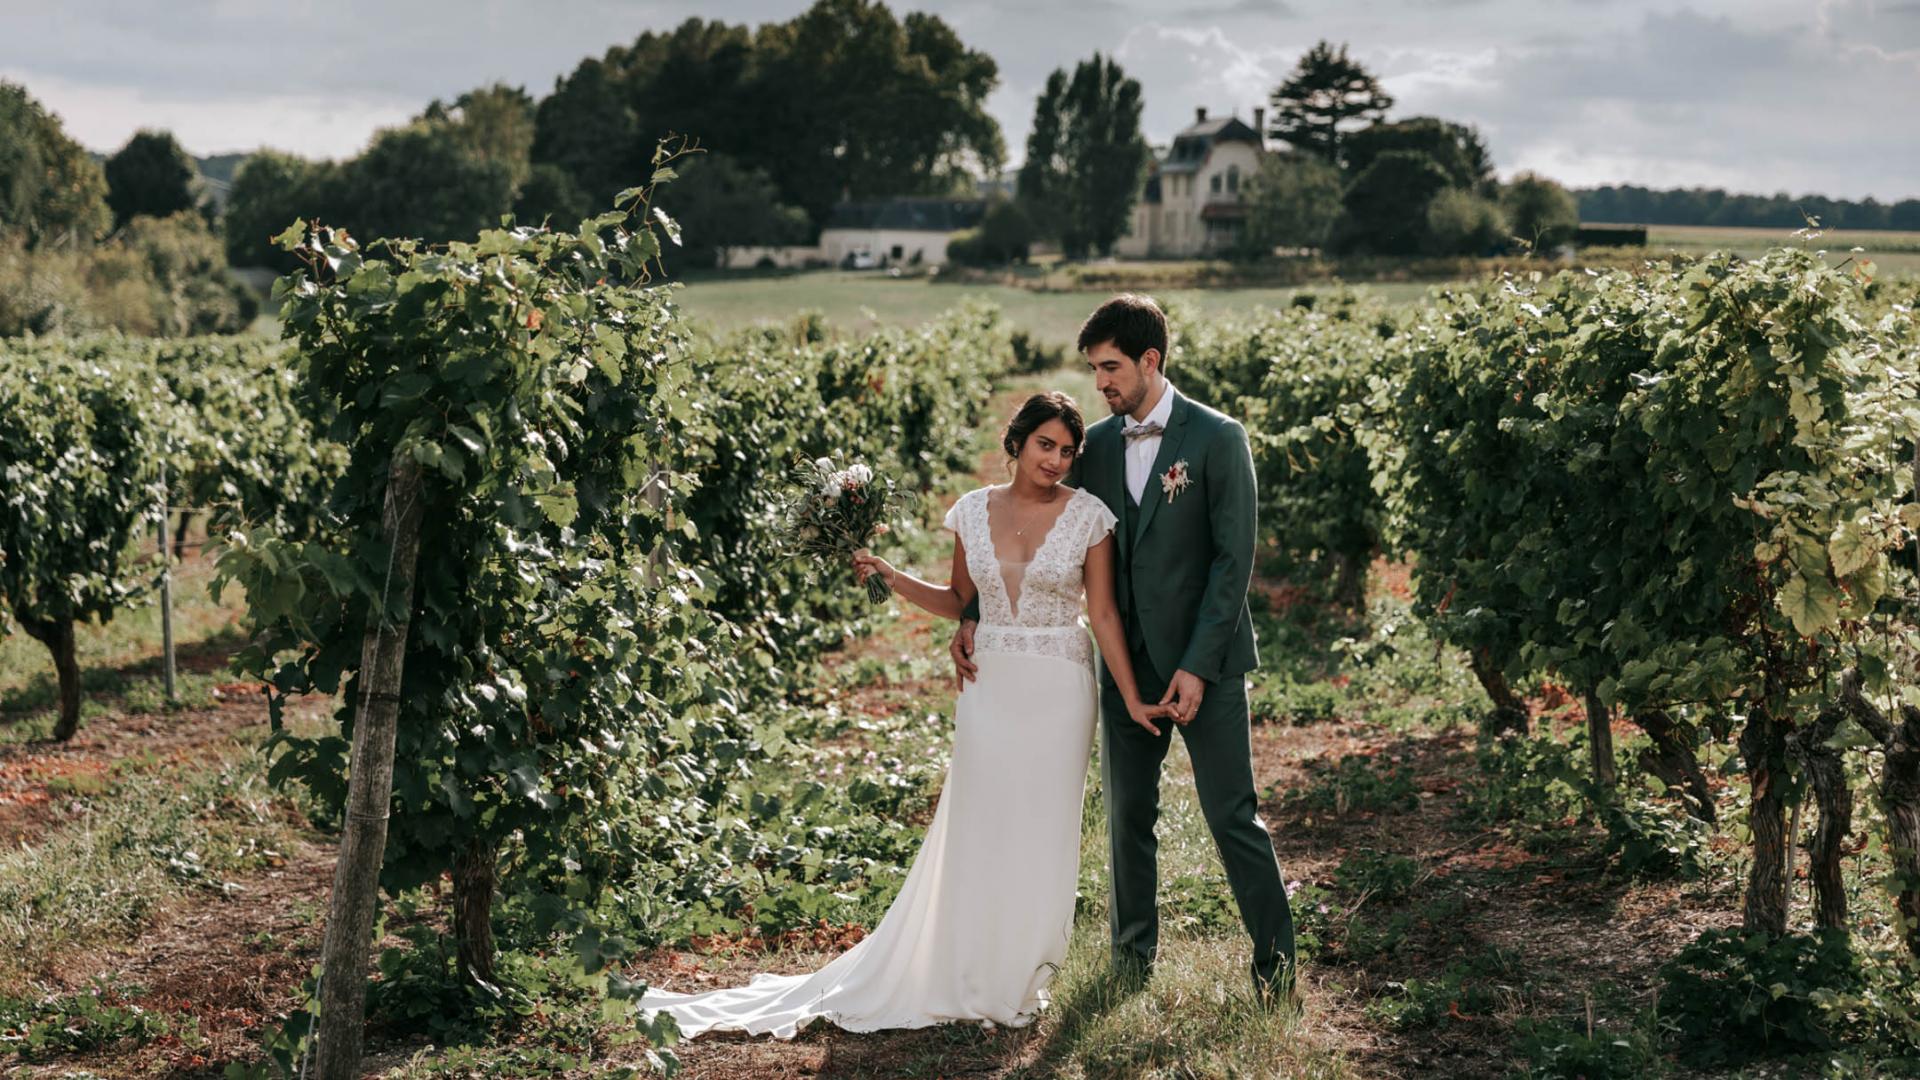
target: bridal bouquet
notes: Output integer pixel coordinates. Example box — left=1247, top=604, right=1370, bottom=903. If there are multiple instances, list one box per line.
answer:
left=780, top=456, right=901, bottom=604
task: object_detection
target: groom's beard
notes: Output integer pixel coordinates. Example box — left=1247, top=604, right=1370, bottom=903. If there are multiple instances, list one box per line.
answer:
left=1107, top=385, right=1145, bottom=416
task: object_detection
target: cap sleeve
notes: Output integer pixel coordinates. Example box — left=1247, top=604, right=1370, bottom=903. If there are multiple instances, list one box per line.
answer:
left=942, top=489, right=972, bottom=534
left=1081, top=490, right=1118, bottom=550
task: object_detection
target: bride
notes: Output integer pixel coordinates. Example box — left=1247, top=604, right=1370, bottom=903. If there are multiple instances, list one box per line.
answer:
left=639, top=390, right=1174, bottom=1039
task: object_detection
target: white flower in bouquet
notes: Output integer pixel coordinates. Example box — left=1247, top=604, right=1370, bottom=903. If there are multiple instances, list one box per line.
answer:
left=780, top=456, right=901, bottom=605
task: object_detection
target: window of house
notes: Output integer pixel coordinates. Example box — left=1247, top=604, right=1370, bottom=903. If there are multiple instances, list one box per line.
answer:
left=1227, top=166, right=1240, bottom=194
left=1211, top=173, right=1221, bottom=194
left=891, top=244, right=904, bottom=259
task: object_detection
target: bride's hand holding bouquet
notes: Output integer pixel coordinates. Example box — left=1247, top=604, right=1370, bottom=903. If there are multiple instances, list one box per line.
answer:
left=781, top=457, right=900, bottom=604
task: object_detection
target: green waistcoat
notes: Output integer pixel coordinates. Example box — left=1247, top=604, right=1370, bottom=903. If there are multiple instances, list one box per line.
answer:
left=1073, top=387, right=1260, bottom=685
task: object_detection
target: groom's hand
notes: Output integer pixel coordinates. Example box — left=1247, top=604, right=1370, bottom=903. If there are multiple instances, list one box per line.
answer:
left=1160, top=669, right=1207, bottom=725
left=949, top=619, right=978, bottom=690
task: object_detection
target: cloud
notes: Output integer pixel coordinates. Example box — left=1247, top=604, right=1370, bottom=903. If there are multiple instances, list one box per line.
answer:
left=1171, top=0, right=1296, bottom=17
left=1407, top=8, right=1920, bottom=198
left=1114, top=23, right=1298, bottom=131
left=0, top=1, right=1910, bottom=198
left=0, top=69, right=416, bottom=160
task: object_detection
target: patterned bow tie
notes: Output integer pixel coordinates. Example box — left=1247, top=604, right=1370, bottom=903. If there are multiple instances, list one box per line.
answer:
left=1122, top=421, right=1165, bottom=444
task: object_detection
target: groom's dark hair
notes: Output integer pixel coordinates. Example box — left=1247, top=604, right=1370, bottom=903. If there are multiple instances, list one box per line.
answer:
left=1077, top=293, right=1169, bottom=368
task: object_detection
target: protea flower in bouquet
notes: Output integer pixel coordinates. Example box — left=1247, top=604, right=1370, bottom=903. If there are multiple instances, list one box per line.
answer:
left=782, top=457, right=901, bottom=603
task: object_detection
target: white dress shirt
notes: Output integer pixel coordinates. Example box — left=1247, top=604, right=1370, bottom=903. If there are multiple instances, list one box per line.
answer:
left=1123, top=380, right=1177, bottom=505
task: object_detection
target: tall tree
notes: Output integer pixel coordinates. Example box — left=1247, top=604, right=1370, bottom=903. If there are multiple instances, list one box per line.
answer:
left=1336, top=149, right=1452, bottom=254
left=1266, top=41, right=1392, bottom=165
left=422, top=83, right=538, bottom=191
left=338, top=122, right=516, bottom=244
left=1017, top=53, right=1150, bottom=258
left=0, top=81, right=111, bottom=248
left=665, top=152, right=811, bottom=266
left=531, top=2, right=1004, bottom=230
left=224, top=149, right=342, bottom=268
left=1242, top=152, right=1344, bottom=253
left=104, top=130, right=199, bottom=228
left=1502, top=171, right=1580, bottom=251
left=1343, top=117, right=1494, bottom=195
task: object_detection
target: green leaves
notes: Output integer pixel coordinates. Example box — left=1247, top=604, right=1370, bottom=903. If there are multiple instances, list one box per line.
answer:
left=1777, top=573, right=1844, bottom=638
left=1370, top=248, right=1916, bottom=724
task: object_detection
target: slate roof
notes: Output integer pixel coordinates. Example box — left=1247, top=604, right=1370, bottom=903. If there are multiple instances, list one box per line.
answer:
left=1156, top=114, right=1262, bottom=174
left=824, top=197, right=989, bottom=232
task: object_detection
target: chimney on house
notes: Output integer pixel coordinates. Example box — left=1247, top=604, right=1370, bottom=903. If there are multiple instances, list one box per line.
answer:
left=1253, top=107, right=1265, bottom=141
left=1195, top=106, right=1207, bottom=124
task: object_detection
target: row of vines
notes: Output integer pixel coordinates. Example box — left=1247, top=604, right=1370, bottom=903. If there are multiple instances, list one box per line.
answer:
left=200, top=162, right=1014, bottom=1074
left=0, top=335, right=343, bottom=739
left=1179, top=255, right=1920, bottom=1059
left=1, top=155, right=1016, bottom=1073
left=12, top=165, right=1920, bottom=1069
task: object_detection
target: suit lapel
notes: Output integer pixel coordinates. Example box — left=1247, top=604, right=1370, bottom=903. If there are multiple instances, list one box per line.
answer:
left=1134, top=390, right=1191, bottom=543
left=1090, top=418, right=1128, bottom=561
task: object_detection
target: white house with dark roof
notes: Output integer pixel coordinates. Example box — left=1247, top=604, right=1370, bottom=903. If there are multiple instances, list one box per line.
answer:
left=817, top=197, right=988, bottom=267
left=721, top=197, right=988, bottom=270
left=1116, top=107, right=1267, bottom=258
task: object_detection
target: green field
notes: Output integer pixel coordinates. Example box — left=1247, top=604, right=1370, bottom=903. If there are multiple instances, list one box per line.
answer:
left=673, top=224, right=1918, bottom=348
left=1647, top=223, right=1920, bottom=276
left=672, top=272, right=1439, bottom=348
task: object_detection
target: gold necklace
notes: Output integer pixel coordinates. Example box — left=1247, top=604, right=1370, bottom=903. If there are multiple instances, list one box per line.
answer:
left=1005, top=487, right=1060, bottom=537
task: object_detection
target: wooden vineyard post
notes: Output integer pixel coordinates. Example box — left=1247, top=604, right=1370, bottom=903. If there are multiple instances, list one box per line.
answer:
left=314, top=456, right=426, bottom=1080
left=157, top=463, right=176, bottom=703
left=645, top=462, right=664, bottom=588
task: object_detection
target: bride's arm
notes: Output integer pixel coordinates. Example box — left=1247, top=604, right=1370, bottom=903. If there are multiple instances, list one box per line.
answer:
left=852, top=537, right=976, bottom=621
left=1084, top=536, right=1174, bottom=735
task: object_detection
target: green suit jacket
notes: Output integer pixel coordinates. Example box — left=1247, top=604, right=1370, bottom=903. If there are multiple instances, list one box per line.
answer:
left=1075, top=387, right=1260, bottom=685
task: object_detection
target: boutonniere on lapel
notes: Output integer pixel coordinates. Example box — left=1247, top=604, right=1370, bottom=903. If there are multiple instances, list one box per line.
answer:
left=1161, top=460, right=1192, bottom=502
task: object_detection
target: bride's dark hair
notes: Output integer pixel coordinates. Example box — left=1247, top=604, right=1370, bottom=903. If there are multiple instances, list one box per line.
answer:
left=1001, top=391, right=1084, bottom=462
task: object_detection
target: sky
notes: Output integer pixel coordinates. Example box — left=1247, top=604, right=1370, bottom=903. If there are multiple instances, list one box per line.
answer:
left=2, top=0, right=1915, bottom=200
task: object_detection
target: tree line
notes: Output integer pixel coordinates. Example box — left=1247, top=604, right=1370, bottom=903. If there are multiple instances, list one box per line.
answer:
left=1577, top=184, right=1920, bottom=232
left=6, top=0, right=1917, bottom=301
left=0, top=84, right=255, bottom=337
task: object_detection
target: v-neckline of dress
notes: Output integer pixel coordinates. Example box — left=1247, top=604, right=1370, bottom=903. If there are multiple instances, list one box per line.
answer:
left=983, top=486, right=1075, bottom=621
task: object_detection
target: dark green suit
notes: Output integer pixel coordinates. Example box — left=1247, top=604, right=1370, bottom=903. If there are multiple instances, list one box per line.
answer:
left=1075, top=387, right=1295, bottom=993
left=964, top=386, right=1295, bottom=993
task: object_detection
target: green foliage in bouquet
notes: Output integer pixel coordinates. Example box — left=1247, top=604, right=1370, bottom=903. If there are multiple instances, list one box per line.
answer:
left=780, top=457, right=901, bottom=604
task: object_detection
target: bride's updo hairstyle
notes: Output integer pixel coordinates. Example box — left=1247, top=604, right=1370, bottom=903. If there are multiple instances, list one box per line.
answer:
left=1001, top=391, right=1084, bottom=463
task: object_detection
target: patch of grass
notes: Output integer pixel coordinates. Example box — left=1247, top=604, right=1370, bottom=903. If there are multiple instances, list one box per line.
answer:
left=1286, top=753, right=1420, bottom=815
left=673, top=271, right=1430, bottom=351
left=0, top=977, right=201, bottom=1062
left=0, top=553, right=246, bottom=717
left=1333, top=891, right=1472, bottom=966
left=1030, top=740, right=1348, bottom=1078
left=1251, top=677, right=1346, bottom=726
left=1364, top=947, right=1528, bottom=1031
left=1332, top=848, right=1422, bottom=904
left=119, top=670, right=218, bottom=714
left=1512, top=1015, right=1665, bottom=1080
left=0, top=751, right=301, bottom=990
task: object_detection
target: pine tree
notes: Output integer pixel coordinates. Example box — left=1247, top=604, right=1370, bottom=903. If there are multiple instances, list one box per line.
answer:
left=1266, top=41, right=1393, bottom=165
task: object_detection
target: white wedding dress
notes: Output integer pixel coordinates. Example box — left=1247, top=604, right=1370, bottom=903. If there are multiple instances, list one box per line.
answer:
left=640, top=485, right=1118, bottom=1038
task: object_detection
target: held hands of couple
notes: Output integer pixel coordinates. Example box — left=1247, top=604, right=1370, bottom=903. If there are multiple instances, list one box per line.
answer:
left=1160, top=669, right=1206, bottom=727
left=950, top=619, right=978, bottom=691
left=948, top=620, right=1193, bottom=735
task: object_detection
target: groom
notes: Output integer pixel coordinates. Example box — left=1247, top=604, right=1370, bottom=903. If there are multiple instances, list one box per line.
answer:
left=953, top=293, right=1297, bottom=1003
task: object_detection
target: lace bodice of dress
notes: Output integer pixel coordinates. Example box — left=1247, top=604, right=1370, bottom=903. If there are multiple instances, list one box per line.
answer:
left=944, top=486, right=1118, bottom=667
